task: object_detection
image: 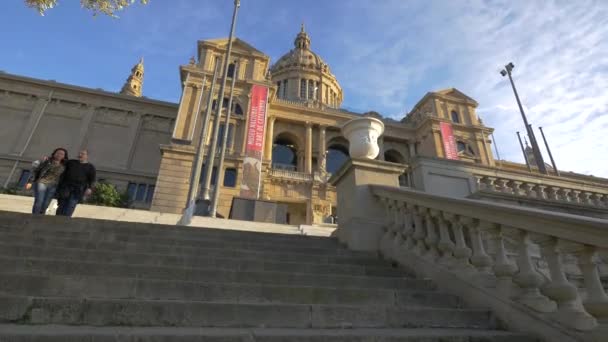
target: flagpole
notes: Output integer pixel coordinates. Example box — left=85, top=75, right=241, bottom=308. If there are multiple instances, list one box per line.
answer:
left=201, top=0, right=241, bottom=204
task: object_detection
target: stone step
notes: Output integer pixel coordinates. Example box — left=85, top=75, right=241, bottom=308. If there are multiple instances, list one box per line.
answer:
left=0, top=325, right=539, bottom=342
left=0, top=212, right=333, bottom=244
left=0, top=273, right=461, bottom=308
left=0, top=256, right=434, bottom=290
left=0, top=242, right=390, bottom=269
left=0, top=230, right=371, bottom=258
left=0, top=240, right=401, bottom=277
left=1, top=296, right=497, bottom=329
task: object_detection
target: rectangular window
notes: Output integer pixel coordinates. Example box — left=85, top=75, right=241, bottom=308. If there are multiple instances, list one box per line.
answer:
left=127, top=182, right=137, bottom=201
left=201, top=165, right=218, bottom=185
left=223, top=168, right=237, bottom=187
left=217, top=124, right=234, bottom=149
left=308, top=80, right=314, bottom=99
left=283, top=80, right=288, bottom=98
left=136, top=184, right=147, bottom=201
left=276, top=81, right=281, bottom=99
left=17, top=170, right=31, bottom=188
left=300, top=79, right=306, bottom=99
left=145, top=185, right=155, bottom=203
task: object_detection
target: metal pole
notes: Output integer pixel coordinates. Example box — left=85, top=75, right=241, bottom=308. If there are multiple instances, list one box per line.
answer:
left=3, top=90, right=53, bottom=189
left=210, top=61, right=239, bottom=218
left=516, top=131, right=532, bottom=172
left=179, top=59, right=220, bottom=226
left=505, top=69, right=547, bottom=174
left=201, top=0, right=241, bottom=202
left=539, top=126, right=560, bottom=176
left=490, top=133, right=501, bottom=164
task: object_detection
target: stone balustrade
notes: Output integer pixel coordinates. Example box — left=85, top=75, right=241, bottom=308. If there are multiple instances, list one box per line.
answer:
left=474, top=174, right=608, bottom=209
left=268, top=168, right=313, bottom=182
left=371, top=184, right=608, bottom=332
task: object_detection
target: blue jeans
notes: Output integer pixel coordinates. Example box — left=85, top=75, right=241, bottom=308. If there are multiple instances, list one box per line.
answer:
left=56, top=192, right=80, bottom=217
left=32, top=182, right=57, bottom=214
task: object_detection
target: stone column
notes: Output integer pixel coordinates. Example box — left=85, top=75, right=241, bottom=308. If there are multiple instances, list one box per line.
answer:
left=305, top=122, right=313, bottom=174
left=264, top=116, right=276, bottom=162
left=317, top=125, right=327, bottom=173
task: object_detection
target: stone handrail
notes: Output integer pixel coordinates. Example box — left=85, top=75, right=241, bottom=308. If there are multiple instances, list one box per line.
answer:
left=371, top=184, right=608, bottom=332
left=474, top=174, right=608, bottom=209
left=268, top=168, right=313, bottom=182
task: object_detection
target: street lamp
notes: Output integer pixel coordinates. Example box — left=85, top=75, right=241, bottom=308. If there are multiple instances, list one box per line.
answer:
left=500, top=62, right=548, bottom=174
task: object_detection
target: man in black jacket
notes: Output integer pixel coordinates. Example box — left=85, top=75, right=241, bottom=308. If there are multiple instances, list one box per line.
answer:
left=56, top=149, right=96, bottom=217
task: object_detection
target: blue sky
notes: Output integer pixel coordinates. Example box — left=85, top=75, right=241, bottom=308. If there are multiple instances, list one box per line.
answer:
left=1, top=0, right=607, bottom=177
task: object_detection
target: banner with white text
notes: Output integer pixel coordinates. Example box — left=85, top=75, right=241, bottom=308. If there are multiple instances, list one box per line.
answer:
left=239, top=84, right=269, bottom=199
left=440, top=121, right=459, bottom=160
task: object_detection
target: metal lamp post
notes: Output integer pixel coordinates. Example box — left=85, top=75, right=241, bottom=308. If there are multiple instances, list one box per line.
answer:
left=500, top=62, right=548, bottom=174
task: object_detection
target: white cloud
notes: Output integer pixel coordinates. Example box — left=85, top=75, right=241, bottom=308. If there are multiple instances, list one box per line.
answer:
left=331, top=0, right=608, bottom=177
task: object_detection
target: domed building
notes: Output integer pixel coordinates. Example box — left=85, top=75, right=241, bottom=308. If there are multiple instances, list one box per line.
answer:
left=2, top=25, right=606, bottom=226
left=270, top=25, right=343, bottom=108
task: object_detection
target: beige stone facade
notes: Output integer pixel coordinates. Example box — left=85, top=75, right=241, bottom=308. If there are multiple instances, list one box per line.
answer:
left=1, top=27, right=606, bottom=224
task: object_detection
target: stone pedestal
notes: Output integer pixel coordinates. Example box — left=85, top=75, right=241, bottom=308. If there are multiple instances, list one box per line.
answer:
left=329, top=158, right=406, bottom=251
left=150, top=144, right=195, bottom=214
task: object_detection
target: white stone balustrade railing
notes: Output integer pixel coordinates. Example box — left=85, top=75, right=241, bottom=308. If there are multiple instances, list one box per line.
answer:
left=268, top=168, right=313, bottom=182
left=371, top=184, right=608, bottom=332
left=474, top=174, right=608, bottom=209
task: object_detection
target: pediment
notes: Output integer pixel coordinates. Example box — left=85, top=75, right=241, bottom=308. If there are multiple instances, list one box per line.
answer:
left=434, top=88, right=478, bottom=105
left=204, top=38, right=267, bottom=57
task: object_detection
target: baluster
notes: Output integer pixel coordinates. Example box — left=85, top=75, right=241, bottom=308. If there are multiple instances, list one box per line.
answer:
left=490, top=225, right=518, bottom=298
left=580, top=192, right=592, bottom=205
left=449, top=215, right=475, bottom=272
left=575, top=246, right=608, bottom=324
left=512, top=230, right=556, bottom=312
left=469, top=220, right=493, bottom=273
left=402, top=204, right=416, bottom=251
left=380, top=199, right=397, bottom=259
left=391, top=201, right=405, bottom=257
left=496, top=178, right=510, bottom=194
left=412, top=207, right=427, bottom=256
left=474, top=175, right=486, bottom=191
left=600, top=194, right=608, bottom=208
left=437, top=213, right=455, bottom=266
left=523, top=182, right=536, bottom=198
left=511, top=181, right=524, bottom=196
left=535, top=237, right=596, bottom=330
left=535, top=185, right=548, bottom=200
left=547, top=186, right=560, bottom=201
left=559, top=188, right=571, bottom=202
left=485, top=177, right=498, bottom=192
left=570, top=190, right=581, bottom=204
left=423, top=210, right=440, bottom=261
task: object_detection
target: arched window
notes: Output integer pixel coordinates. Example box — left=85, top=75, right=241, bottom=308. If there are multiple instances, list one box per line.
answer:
left=308, top=80, right=314, bottom=99
left=457, top=141, right=467, bottom=153
left=227, top=63, right=236, bottom=78
left=451, top=110, right=460, bottom=123
left=234, top=103, right=243, bottom=116
left=272, top=135, right=298, bottom=170
left=384, top=149, right=405, bottom=164
left=326, top=144, right=349, bottom=174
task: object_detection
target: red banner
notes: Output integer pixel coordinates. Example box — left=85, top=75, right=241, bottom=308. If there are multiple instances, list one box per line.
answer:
left=440, top=122, right=459, bottom=160
left=240, top=84, right=269, bottom=199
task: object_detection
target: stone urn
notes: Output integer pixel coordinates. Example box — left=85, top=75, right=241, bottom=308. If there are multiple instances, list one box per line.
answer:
left=341, top=117, right=385, bottom=159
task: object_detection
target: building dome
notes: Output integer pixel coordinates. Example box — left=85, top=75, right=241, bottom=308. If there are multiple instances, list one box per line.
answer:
left=270, top=25, right=343, bottom=108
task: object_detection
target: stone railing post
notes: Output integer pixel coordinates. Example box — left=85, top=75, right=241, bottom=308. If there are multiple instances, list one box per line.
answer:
left=437, top=213, right=456, bottom=266
left=469, top=220, right=493, bottom=273
left=412, top=207, right=427, bottom=256
left=488, top=225, right=518, bottom=298
left=511, top=230, right=556, bottom=312
left=447, top=214, right=475, bottom=272
left=535, top=237, right=596, bottom=330
left=535, top=185, right=547, bottom=200
left=575, top=246, right=608, bottom=324
left=523, top=182, right=536, bottom=198
left=423, top=209, right=440, bottom=261
left=402, top=203, right=416, bottom=251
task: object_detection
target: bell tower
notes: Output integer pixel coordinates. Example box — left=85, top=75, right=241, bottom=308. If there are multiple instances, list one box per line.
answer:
left=120, top=57, right=144, bottom=97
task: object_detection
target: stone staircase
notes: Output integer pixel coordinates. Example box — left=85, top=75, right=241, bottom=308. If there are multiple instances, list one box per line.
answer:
left=0, top=211, right=537, bottom=341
